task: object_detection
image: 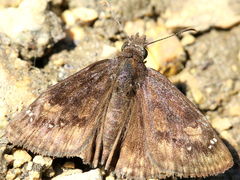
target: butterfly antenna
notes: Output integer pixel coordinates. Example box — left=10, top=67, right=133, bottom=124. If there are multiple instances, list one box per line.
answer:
left=146, top=28, right=196, bottom=46
left=99, top=0, right=124, bottom=32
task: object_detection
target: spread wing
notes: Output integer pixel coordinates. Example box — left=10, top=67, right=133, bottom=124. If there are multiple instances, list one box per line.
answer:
left=115, top=68, right=233, bottom=179
left=6, top=59, right=119, bottom=164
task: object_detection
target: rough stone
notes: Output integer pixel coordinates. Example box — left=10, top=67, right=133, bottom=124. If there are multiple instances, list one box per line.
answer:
left=181, top=34, right=196, bottom=46
left=174, top=26, right=240, bottom=110
left=0, top=0, right=22, bottom=8
left=0, top=33, right=51, bottom=129
left=32, top=155, right=52, bottom=169
left=4, top=154, right=14, bottom=164
left=13, top=150, right=32, bottom=168
left=164, top=0, right=240, bottom=31
left=27, top=170, right=41, bottom=180
left=0, top=0, right=65, bottom=60
left=62, top=7, right=98, bottom=26
left=6, top=168, right=21, bottom=180
left=52, top=169, right=101, bottom=180
left=63, top=161, right=75, bottom=169
left=211, top=117, right=233, bottom=131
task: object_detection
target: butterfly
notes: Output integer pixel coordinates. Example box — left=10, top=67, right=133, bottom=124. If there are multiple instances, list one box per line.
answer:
left=6, top=32, right=233, bottom=179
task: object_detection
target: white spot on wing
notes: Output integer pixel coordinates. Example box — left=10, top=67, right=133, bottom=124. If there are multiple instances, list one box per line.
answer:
left=213, top=138, right=217, bottom=142
left=29, top=117, right=33, bottom=122
left=187, top=146, right=192, bottom=151
left=208, top=145, right=212, bottom=149
left=26, top=110, right=31, bottom=114
left=60, top=122, right=65, bottom=127
left=48, top=124, right=54, bottom=128
left=210, top=139, right=215, bottom=144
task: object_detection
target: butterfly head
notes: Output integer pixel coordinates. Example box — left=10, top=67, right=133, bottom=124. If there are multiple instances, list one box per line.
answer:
left=121, top=33, right=148, bottom=61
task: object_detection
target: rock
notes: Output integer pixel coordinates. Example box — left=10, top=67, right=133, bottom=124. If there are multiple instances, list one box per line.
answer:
left=13, top=150, right=32, bottom=168
left=224, top=93, right=240, bottom=117
left=105, top=173, right=115, bottom=180
left=27, top=170, right=41, bottom=180
left=62, top=9, right=76, bottom=27
left=177, top=26, right=240, bottom=110
left=0, top=0, right=22, bottom=8
left=52, top=169, right=82, bottom=180
left=25, top=161, right=33, bottom=171
left=0, top=34, right=51, bottom=126
left=181, top=34, right=196, bottom=46
left=6, top=168, right=21, bottom=180
left=68, top=26, right=85, bottom=43
left=164, top=0, right=240, bottom=31
left=0, top=0, right=65, bottom=60
left=53, top=169, right=101, bottom=180
left=100, top=44, right=118, bottom=59
left=32, top=155, right=52, bottom=168
left=44, top=166, right=55, bottom=178
left=124, top=19, right=145, bottom=36
left=0, top=136, right=8, bottom=178
left=62, top=7, right=98, bottom=26
left=63, top=161, right=75, bottom=169
left=4, top=154, right=14, bottom=165
left=211, top=117, right=233, bottom=131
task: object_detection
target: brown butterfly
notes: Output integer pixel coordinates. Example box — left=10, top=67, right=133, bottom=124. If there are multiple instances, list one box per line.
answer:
left=6, top=32, right=233, bottom=179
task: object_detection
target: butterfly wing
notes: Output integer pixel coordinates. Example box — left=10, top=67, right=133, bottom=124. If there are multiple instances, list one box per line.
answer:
left=6, top=59, right=119, bottom=164
left=115, top=68, right=233, bottom=179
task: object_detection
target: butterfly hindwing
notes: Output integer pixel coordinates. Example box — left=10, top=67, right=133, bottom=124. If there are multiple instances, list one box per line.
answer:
left=6, top=59, right=119, bottom=163
left=115, top=68, right=233, bottom=179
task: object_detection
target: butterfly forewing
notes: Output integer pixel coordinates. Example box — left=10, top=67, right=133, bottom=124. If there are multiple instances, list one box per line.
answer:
left=6, top=59, right=119, bottom=162
left=114, top=68, right=233, bottom=178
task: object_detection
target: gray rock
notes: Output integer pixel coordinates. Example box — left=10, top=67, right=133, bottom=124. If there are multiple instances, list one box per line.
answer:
left=175, top=26, right=240, bottom=110
left=0, top=0, right=65, bottom=60
left=164, top=0, right=240, bottom=31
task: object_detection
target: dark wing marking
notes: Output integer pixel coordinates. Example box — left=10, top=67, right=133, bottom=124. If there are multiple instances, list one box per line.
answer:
left=114, top=68, right=233, bottom=179
left=6, top=59, right=119, bottom=164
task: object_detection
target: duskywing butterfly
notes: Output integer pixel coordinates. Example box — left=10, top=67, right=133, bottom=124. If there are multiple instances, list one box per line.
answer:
left=6, top=32, right=233, bottom=179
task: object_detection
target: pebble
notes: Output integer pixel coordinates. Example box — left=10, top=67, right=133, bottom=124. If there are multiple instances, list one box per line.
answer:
left=100, top=44, right=118, bottom=59
left=63, top=161, right=75, bottom=169
left=0, top=0, right=22, bottom=8
left=124, top=19, right=145, bottom=35
left=27, top=170, right=41, bottom=180
left=165, top=0, right=240, bottom=31
left=0, top=0, right=65, bottom=59
left=181, top=34, right=196, bottom=46
left=106, top=173, right=115, bottom=180
left=6, top=168, right=21, bottom=180
left=45, top=166, right=55, bottom=178
left=13, top=150, right=32, bottom=168
left=145, top=20, right=186, bottom=75
left=32, top=155, right=52, bottom=168
left=26, top=162, right=34, bottom=171
left=52, top=169, right=102, bottom=180
left=68, top=26, right=85, bottom=42
left=212, top=117, right=232, bottom=131
left=4, top=154, right=14, bottom=164
left=52, top=169, right=83, bottom=180
left=227, top=104, right=240, bottom=117
left=62, top=7, right=98, bottom=26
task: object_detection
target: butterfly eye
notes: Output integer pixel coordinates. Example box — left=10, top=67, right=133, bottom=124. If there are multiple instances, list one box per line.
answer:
left=143, top=48, right=148, bottom=59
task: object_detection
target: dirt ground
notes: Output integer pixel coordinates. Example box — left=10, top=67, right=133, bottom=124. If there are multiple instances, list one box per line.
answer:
left=0, top=0, right=240, bottom=179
